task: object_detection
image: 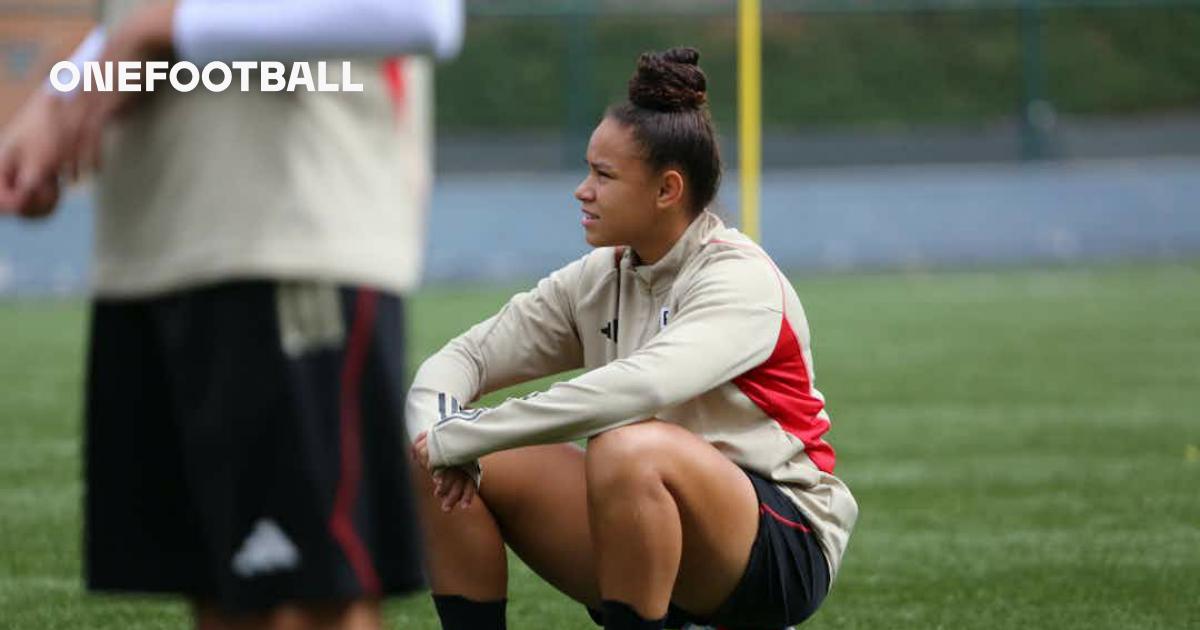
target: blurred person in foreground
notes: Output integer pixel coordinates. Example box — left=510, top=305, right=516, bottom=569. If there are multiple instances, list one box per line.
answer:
left=0, top=1, right=462, bottom=628
left=408, top=48, right=858, bottom=630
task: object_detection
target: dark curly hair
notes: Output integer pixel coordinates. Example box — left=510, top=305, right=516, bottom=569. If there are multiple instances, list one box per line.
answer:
left=607, top=47, right=722, bottom=217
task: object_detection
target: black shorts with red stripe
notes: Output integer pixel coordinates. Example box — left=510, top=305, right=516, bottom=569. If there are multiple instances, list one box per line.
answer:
left=699, top=471, right=831, bottom=628
left=84, top=280, right=424, bottom=612
left=588, top=470, right=829, bottom=629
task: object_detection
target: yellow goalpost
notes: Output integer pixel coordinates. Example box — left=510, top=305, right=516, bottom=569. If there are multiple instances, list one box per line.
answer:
left=738, top=0, right=762, bottom=242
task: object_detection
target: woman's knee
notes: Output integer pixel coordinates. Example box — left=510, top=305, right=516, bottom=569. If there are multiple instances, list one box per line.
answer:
left=585, top=420, right=681, bottom=496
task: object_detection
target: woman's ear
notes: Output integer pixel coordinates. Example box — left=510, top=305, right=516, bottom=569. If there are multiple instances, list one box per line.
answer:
left=656, top=169, right=685, bottom=210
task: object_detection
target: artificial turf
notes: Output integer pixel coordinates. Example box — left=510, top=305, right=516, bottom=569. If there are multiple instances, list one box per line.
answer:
left=1, top=261, right=1197, bottom=628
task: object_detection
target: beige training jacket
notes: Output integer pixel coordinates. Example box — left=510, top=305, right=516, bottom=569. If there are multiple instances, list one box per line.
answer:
left=406, top=211, right=858, bottom=579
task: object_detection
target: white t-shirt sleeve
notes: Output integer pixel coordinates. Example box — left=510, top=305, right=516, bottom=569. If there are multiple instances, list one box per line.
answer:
left=173, top=0, right=464, bottom=64
left=66, top=27, right=107, bottom=67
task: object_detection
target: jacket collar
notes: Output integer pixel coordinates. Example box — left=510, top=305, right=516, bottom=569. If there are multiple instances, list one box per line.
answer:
left=629, top=210, right=723, bottom=288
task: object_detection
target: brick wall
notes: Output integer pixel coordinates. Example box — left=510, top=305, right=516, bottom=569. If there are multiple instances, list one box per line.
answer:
left=1, top=2, right=95, bottom=123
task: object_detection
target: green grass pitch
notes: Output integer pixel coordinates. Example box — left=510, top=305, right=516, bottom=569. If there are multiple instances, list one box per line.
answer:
left=2, top=262, right=1198, bottom=628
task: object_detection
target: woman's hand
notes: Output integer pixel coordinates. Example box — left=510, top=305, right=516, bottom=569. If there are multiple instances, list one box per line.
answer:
left=0, top=92, right=67, bottom=219
left=412, top=431, right=477, bottom=512
left=432, top=466, right=477, bottom=512
left=412, top=430, right=432, bottom=470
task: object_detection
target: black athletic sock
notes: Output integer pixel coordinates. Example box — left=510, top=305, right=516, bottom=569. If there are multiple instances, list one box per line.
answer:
left=601, top=599, right=666, bottom=630
left=432, top=594, right=507, bottom=630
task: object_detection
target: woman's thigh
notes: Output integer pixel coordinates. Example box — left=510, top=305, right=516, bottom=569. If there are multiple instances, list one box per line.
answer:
left=476, top=423, right=761, bottom=617
left=586, top=420, right=760, bottom=616
left=479, top=443, right=600, bottom=608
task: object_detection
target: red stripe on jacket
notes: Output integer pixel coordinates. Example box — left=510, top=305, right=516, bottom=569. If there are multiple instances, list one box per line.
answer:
left=732, top=316, right=837, bottom=473
left=707, top=239, right=837, bottom=474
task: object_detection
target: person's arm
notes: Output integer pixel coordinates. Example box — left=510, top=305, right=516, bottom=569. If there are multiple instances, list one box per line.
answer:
left=405, top=256, right=589, bottom=452
left=49, top=0, right=463, bottom=71
left=0, top=88, right=65, bottom=217
left=1, top=24, right=109, bottom=216
left=425, top=247, right=786, bottom=469
left=0, top=26, right=103, bottom=214
left=174, top=0, right=464, bottom=63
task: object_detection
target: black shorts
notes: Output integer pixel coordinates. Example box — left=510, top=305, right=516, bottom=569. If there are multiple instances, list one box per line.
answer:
left=589, top=471, right=829, bottom=629
left=84, top=280, right=424, bottom=612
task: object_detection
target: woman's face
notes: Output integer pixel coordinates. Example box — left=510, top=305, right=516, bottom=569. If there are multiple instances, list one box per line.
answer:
left=574, top=117, right=662, bottom=250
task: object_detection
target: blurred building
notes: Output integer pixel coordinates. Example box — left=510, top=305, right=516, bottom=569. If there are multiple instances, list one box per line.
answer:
left=0, top=0, right=94, bottom=122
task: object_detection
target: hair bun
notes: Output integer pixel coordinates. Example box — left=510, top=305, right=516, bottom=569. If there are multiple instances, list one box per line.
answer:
left=627, top=47, right=707, bottom=112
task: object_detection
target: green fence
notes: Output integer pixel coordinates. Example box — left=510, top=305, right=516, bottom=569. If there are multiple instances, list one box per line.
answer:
left=445, top=0, right=1200, bottom=163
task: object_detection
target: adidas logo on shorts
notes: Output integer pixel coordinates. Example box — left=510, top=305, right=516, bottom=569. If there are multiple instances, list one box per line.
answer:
left=232, top=518, right=301, bottom=578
